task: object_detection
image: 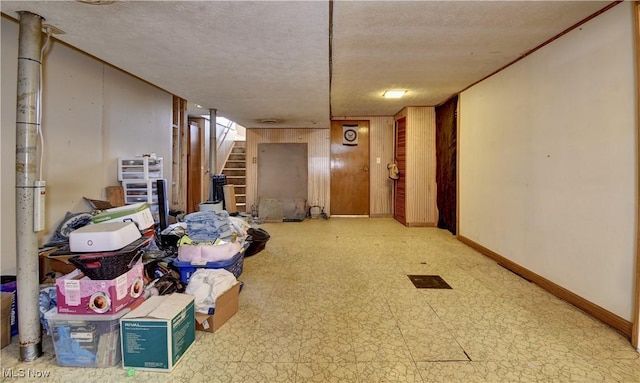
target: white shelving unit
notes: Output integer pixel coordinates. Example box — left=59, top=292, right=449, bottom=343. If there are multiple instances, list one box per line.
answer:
left=118, top=157, right=164, bottom=222
left=121, top=180, right=159, bottom=205
left=118, top=157, right=163, bottom=181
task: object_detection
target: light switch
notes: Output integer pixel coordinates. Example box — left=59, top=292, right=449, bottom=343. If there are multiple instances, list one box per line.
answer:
left=376, top=157, right=381, bottom=164
left=253, top=157, right=257, bottom=163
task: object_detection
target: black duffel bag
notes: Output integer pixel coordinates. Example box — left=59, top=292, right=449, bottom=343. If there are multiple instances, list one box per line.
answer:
left=245, top=228, right=270, bottom=257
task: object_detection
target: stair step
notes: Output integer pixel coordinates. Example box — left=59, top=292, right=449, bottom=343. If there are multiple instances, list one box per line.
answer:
left=221, top=141, right=247, bottom=212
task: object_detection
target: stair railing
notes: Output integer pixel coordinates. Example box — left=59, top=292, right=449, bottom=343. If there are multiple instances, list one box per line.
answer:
left=218, top=120, right=235, bottom=149
left=216, top=121, right=240, bottom=174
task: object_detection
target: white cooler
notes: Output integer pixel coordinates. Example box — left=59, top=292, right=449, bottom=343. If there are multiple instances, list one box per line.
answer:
left=69, top=221, right=141, bottom=252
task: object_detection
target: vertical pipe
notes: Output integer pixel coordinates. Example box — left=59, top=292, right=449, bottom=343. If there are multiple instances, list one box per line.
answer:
left=15, top=11, right=43, bottom=361
left=209, top=108, right=217, bottom=201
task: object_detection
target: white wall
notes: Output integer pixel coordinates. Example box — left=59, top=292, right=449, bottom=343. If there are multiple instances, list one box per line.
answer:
left=1, top=17, right=173, bottom=275
left=459, top=3, right=636, bottom=320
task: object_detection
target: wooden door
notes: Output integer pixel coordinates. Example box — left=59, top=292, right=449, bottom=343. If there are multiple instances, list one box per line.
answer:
left=330, top=120, right=370, bottom=215
left=394, top=118, right=407, bottom=224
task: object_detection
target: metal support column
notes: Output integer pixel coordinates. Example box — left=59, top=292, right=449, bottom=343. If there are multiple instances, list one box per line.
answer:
left=15, top=11, right=44, bottom=361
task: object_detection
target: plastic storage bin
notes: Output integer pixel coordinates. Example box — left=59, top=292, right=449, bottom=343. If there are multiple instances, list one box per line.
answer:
left=45, top=307, right=129, bottom=367
left=118, top=157, right=163, bottom=181
left=121, top=180, right=159, bottom=205
left=0, top=276, right=17, bottom=336
left=173, top=251, right=244, bottom=283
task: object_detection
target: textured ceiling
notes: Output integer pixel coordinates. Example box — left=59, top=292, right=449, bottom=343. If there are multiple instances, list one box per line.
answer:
left=1, top=1, right=613, bottom=128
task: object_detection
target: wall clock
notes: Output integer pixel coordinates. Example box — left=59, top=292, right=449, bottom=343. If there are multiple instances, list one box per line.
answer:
left=342, top=125, right=358, bottom=146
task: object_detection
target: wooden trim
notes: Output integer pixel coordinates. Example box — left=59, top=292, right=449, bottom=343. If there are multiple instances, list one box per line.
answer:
left=171, top=95, right=181, bottom=207
left=456, top=99, right=461, bottom=237
left=458, top=235, right=633, bottom=338
left=171, top=95, right=188, bottom=212
left=633, top=0, right=640, bottom=349
left=406, top=222, right=436, bottom=227
left=179, top=98, right=188, bottom=211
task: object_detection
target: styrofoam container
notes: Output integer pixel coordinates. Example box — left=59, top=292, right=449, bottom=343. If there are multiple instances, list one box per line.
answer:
left=91, top=202, right=155, bottom=230
left=69, top=222, right=141, bottom=252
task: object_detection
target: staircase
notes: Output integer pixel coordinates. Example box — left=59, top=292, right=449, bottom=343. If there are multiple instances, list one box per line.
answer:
left=222, top=141, right=247, bottom=212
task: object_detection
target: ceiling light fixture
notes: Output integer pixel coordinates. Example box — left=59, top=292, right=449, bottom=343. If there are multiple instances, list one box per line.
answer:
left=195, top=104, right=203, bottom=109
left=260, top=119, right=279, bottom=124
left=383, top=90, right=407, bottom=99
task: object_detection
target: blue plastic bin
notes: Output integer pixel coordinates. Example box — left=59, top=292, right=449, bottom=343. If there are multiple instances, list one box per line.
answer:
left=173, top=251, right=244, bottom=283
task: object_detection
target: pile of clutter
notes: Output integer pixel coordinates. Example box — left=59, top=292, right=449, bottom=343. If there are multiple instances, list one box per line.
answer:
left=32, top=201, right=269, bottom=371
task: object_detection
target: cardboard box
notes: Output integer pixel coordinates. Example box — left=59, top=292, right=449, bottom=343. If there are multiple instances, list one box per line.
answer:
left=41, top=253, right=76, bottom=276
left=56, top=263, right=145, bottom=315
left=195, top=282, right=240, bottom=333
left=91, top=202, right=155, bottom=230
left=120, top=293, right=195, bottom=372
left=1, top=292, right=14, bottom=348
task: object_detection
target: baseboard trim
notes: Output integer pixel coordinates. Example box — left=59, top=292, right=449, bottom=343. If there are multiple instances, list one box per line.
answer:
left=406, top=222, right=437, bottom=227
left=369, top=214, right=394, bottom=218
left=457, top=235, right=632, bottom=338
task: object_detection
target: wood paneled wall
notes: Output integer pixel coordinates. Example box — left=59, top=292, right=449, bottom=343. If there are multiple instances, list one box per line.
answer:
left=394, top=107, right=437, bottom=226
left=245, top=117, right=395, bottom=217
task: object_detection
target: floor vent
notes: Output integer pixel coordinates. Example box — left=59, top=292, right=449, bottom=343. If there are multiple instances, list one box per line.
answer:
left=407, top=275, right=452, bottom=289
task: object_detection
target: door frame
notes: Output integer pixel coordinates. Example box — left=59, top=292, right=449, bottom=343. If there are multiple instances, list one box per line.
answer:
left=631, top=0, right=639, bottom=349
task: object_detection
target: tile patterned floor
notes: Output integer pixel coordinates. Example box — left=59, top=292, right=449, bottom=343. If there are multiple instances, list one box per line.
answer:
left=1, top=218, right=639, bottom=382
